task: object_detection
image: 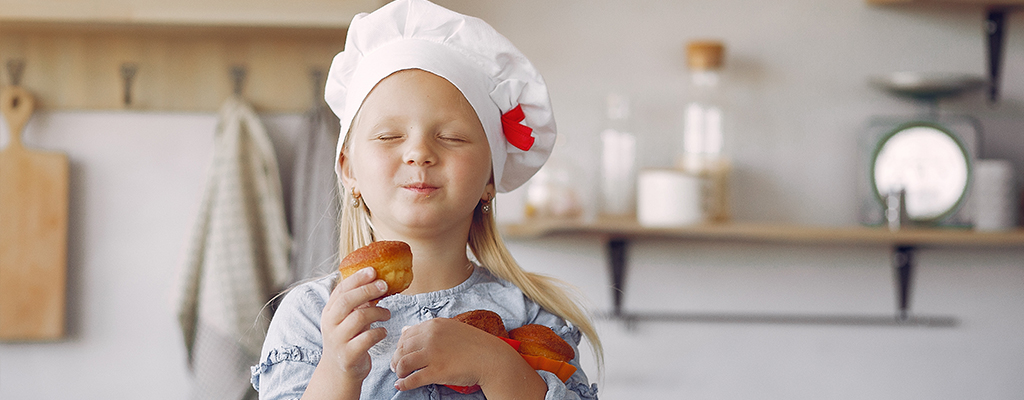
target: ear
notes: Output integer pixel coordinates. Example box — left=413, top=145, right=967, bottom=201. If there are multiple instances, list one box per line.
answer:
left=481, top=181, right=496, bottom=202
left=480, top=170, right=496, bottom=202
left=339, top=152, right=358, bottom=195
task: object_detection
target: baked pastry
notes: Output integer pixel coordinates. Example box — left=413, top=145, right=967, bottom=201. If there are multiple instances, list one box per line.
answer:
left=445, top=312, right=577, bottom=392
left=508, top=324, right=575, bottom=363
left=338, top=240, right=413, bottom=298
left=453, top=309, right=509, bottom=338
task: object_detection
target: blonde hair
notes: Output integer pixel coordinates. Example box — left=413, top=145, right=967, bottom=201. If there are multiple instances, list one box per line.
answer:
left=466, top=201, right=604, bottom=372
left=337, top=164, right=604, bottom=373
left=338, top=185, right=375, bottom=256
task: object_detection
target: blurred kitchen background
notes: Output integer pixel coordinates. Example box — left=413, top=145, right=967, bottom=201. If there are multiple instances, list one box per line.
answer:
left=2, top=0, right=1024, bottom=399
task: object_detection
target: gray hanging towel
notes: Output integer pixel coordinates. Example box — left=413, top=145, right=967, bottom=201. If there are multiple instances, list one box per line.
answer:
left=176, top=96, right=291, bottom=400
left=288, top=98, right=341, bottom=282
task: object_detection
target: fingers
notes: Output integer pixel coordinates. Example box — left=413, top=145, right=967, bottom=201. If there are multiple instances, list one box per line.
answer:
left=390, top=325, right=432, bottom=390
left=389, top=325, right=416, bottom=375
left=347, top=325, right=388, bottom=357
left=394, top=369, right=435, bottom=392
left=389, top=322, right=479, bottom=391
left=339, top=266, right=377, bottom=292
left=391, top=349, right=475, bottom=392
left=391, top=348, right=427, bottom=380
left=337, top=305, right=391, bottom=341
left=324, top=324, right=387, bottom=378
left=317, top=267, right=394, bottom=380
left=392, top=344, right=445, bottom=392
left=319, top=300, right=390, bottom=363
left=323, top=267, right=389, bottom=326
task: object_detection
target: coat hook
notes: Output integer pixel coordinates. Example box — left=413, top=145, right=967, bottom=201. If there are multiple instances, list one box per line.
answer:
left=231, top=65, right=247, bottom=97
left=6, top=59, right=25, bottom=86
left=121, top=63, right=138, bottom=107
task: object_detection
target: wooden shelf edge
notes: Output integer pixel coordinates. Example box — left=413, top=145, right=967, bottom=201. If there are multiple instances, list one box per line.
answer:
left=0, top=17, right=351, bottom=31
left=0, top=19, right=349, bottom=37
left=0, top=0, right=382, bottom=30
left=499, top=218, right=1024, bottom=247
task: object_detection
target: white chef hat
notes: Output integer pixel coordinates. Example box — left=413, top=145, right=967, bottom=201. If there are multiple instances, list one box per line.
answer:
left=325, top=0, right=555, bottom=193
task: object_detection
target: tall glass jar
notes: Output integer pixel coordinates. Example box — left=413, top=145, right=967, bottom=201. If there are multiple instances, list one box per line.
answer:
left=599, top=93, right=637, bottom=217
left=678, top=40, right=730, bottom=222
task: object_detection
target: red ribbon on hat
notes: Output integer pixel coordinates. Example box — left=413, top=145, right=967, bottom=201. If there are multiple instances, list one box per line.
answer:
left=501, top=104, right=534, bottom=151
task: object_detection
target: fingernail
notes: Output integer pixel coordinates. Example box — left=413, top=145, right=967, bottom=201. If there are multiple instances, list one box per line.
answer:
left=401, top=326, right=409, bottom=333
left=361, top=267, right=375, bottom=277
left=375, top=280, right=388, bottom=292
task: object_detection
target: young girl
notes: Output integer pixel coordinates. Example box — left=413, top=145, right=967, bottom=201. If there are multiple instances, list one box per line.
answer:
left=251, top=1, right=602, bottom=398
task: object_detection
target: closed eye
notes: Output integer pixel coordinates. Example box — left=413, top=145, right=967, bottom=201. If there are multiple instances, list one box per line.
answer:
left=440, top=136, right=467, bottom=143
left=438, top=132, right=472, bottom=143
left=373, top=132, right=403, bottom=141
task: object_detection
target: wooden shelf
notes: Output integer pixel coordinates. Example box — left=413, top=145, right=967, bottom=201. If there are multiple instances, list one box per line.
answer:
left=503, top=218, right=1023, bottom=324
left=501, top=218, right=1024, bottom=248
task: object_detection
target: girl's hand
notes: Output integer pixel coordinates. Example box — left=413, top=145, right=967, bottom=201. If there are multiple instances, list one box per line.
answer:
left=389, top=319, right=547, bottom=398
left=318, top=267, right=392, bottom=384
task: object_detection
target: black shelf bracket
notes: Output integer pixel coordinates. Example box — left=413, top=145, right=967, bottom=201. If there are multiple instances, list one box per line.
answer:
left=986, top=7, right=1008, bottom=103
left=893, top=245, right=915, bottom=321
left=985, top=6, right=1022, bottom=104
left=607, top=237, right=629, bottom=318
left=601, top=238, right=950, bottom=327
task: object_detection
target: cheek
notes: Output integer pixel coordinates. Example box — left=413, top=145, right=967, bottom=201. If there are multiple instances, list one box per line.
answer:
left=465, top=152, right=493, bottom=188
left=348, top=148, right=397, bottom=189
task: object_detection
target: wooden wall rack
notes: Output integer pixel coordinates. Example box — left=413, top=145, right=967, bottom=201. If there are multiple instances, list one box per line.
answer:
left=0, top=23, right=347, bottom=113
left=0, top=0, right=385, bottom=112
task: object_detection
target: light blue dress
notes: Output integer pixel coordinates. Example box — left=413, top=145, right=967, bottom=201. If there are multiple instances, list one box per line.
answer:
left=251, top=266, right=599, bottom=399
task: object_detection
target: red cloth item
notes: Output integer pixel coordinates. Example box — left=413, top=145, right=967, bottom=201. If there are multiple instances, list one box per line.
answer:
left=501, top=104, right=534, bottom=151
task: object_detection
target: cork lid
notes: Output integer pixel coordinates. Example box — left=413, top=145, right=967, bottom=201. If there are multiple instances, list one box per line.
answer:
left=686, top=41, right=725, bottom=70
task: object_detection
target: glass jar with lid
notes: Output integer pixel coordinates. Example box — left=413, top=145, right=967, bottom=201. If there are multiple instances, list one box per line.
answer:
left=678, top=40, right=730, bottom=222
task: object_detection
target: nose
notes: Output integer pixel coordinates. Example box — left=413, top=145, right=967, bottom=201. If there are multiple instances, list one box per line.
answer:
left=403, top=135, right=437, bottom=166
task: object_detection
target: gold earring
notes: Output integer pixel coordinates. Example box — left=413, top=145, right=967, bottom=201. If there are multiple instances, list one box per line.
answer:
left=481, top=195, right=492, bottom=214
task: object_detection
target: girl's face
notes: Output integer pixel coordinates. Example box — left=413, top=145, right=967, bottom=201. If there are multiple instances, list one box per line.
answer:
left=340, top=69, right=494, bottom=238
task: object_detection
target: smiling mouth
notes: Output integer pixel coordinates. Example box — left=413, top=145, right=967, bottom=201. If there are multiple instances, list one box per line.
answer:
left=403, top=183, right=439, bottom=195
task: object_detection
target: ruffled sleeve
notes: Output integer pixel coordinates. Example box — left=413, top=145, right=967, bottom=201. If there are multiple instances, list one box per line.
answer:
left=250, top=276, right=334, bottom=399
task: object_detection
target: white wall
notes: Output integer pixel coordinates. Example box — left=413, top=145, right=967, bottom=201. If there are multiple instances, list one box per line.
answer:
left=0, top=112, right=303, bottom=399
left=449, top=1, right=1024, bottom=398
left=2, top=1, right=1023, bottom=399
left=441, top=0, right=1024, bottom=225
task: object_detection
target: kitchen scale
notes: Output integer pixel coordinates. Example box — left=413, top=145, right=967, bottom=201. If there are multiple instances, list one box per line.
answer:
left=858, top=72, right=987, bottom=228
left=858, top=72, right=987, bottom=322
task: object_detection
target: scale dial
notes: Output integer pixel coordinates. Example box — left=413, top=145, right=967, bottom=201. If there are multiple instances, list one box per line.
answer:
left=871, top=122, right=971, bottom=223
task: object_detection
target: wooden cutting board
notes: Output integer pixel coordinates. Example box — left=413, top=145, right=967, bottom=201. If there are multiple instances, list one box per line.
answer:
left=0, top=85, right=69, bottom=341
